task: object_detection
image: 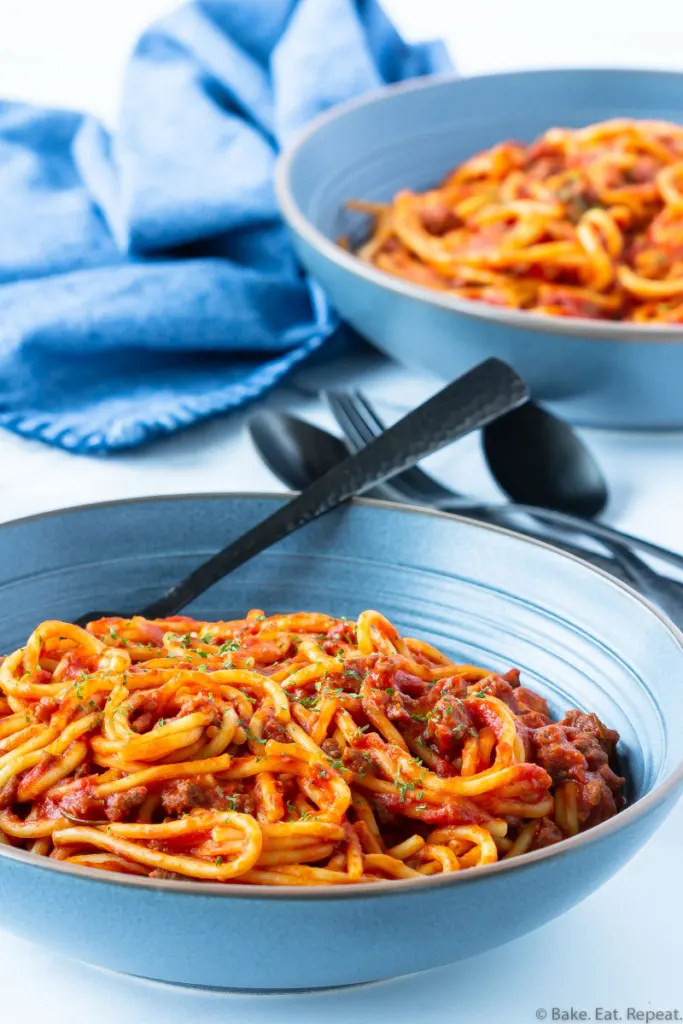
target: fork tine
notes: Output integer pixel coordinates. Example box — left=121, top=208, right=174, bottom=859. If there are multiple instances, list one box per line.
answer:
left=323, top=391, right=416, bottom=503
left=339, top=391, right=464, bottom=505
left=323, top=392, right=373, bottom=452
left=351, top=390, right=389, bottom=436
left=324, top=390, right=435, bottom=506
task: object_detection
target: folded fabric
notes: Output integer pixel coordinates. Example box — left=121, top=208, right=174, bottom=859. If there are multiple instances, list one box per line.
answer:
left=0, top=0, right=450, bottom=453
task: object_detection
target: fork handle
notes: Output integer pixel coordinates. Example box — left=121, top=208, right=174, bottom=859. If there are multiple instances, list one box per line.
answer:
left=437, top=499, right=683, bottom=574
left=139, top=359, right=528, bottom=618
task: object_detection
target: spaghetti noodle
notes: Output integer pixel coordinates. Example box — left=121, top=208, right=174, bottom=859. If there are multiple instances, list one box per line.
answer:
left=349, top=118, right=683, bottom=322
left=0, top=611, right=624, bottom=884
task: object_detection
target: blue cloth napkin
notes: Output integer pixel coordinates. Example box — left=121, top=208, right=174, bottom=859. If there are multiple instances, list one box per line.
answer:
left=0, top=0, right=449, bottom=453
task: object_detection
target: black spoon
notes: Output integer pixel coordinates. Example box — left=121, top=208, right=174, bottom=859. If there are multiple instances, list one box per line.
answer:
left=73, top=357, right=527, bottom=626
left=483, top=401, right=606, bottom=519
left=324, top=388, right=683, bottom=576
left=247, top=407, right=622, bottom=574
left=482, top=399, right=663, bottom=587
left=250, top=408, right=683, bottom=624
left=249, top=412, right=350, bottom=494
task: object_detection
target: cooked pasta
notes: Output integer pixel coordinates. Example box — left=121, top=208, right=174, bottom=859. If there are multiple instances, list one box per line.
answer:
left=348, top=118, right=683, bottom=322
left=0, top=610, right=624, bottom=884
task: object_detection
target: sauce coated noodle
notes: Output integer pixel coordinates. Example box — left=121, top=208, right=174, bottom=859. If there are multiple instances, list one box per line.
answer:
left=0, top=611, right=624, bottom=884
left=348, top=119, right=683, bottom=323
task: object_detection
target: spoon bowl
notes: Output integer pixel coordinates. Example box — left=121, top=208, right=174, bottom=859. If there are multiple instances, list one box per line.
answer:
left=248, top=410, right=349, bottom=492
left=72, top=358, right=526, bottom=625
left=483, top=401, right=607, bottom=519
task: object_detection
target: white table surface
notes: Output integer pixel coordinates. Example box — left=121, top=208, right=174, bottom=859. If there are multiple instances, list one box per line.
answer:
left=1, top=3, right=683, bottom=1022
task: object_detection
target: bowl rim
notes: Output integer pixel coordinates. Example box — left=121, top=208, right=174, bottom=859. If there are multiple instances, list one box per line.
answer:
left=275, top=66, right=683, bottom=343
left=0, top=490, right=682, bottom=900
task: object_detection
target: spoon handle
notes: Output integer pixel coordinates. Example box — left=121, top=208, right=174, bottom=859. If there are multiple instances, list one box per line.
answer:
left=139, top=359, right=528, bottom=618
left=436, top=500, right=683, bottom=575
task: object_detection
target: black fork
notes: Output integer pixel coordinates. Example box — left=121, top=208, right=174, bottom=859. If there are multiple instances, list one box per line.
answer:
left=323, top=388, right=683, bottom=625
left=324, top=390, right=462, bottom=507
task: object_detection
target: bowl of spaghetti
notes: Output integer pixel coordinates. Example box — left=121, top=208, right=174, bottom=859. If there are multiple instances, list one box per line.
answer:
left=276, top=68, right=683, bottom=428
left=0, top=493, right=682, bottom=989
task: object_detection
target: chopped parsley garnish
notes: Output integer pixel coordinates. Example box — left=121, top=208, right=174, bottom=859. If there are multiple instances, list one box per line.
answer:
left=218, top=640, right=240, bottom=654
left=215, top=856, right=223, bottom=866
left=298, top=695, right=319, bottom=710
left=243, top=726, right=266, bottom=745
left=394, top=774, right=416, bottom=802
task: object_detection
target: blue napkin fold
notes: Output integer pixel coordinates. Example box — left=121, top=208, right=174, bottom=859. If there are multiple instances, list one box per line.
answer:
left=0, top=0, right=449, bottom=453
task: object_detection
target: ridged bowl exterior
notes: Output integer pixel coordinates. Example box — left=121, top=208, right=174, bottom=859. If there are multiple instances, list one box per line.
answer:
left=276, top=69, right=683, bottom=428
left=0, top=494, right=682, bottom=989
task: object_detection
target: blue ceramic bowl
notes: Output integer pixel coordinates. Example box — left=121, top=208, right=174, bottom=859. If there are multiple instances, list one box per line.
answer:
left=0, top=494, right=682, bottom=990
left=277, top=69, right=683, bottom=429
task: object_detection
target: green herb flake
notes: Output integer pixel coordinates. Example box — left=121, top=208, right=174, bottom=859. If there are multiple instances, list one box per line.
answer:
left=243, top=726, right=266, bottom=745
left=298, top=695, right=319, bottom=710
left=218, top=640, right=240, bottom=654
left=393, top=773, right=416, bottom=803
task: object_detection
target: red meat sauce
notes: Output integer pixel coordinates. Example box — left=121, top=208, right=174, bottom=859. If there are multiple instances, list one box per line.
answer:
left=1, top=623, right=625, bottom=855
left=39, top=770, right=268, bottom=825
left=337, top=656, right=624, bottom=848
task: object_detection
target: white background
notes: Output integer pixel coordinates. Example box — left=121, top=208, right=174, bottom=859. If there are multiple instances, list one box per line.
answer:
left=0, top=2, right=682, bottom=1022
